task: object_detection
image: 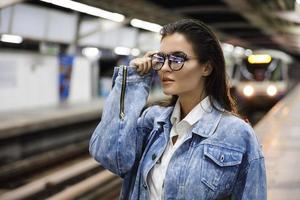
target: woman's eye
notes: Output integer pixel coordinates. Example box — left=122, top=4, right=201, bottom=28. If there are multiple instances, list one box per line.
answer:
left=155, top=57, right=164, bottom=62
left=170, top=56, right=185, bottom=63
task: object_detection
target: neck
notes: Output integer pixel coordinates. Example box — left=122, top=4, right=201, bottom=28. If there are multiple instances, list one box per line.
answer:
left=178, top=91, right=207, bottom=119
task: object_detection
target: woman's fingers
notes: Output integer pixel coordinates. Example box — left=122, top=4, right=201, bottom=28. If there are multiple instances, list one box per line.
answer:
left=131, top=58, right=141, bottom=69
left=129, top=50, right=158, bottom=75
left=135, top=59, right=143, bottom=72
left=129, top=57, right=149, bottom=75
left=141, top=63, right=147, bottom=75
left=144, top=58, right=152, bottom=74
left=138, top=58, right=147, bottom=74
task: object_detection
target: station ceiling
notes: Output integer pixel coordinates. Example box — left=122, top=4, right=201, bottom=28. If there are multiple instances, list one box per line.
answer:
left=3, top=0, right=300, bottom=57
left=75, top=0, right=300, bottom=57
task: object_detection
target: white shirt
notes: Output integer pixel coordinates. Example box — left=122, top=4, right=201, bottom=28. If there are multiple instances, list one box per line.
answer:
left=147, top=96, right=211, bottom=200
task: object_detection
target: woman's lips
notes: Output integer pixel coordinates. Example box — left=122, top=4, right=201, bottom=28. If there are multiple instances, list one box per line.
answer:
left=162, top=77, right=174, bottom=81
left=162, top=78, right=174, bottom=85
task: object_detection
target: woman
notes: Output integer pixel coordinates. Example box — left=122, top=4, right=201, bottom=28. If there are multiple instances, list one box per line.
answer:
left=89, top=19, right=267, bottom=200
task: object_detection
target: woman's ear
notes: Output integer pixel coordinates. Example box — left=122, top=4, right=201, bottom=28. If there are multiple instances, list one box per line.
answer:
left=202, top=62, right=213, bottom=76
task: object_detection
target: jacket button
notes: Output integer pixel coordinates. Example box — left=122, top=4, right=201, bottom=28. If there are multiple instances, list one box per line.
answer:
left=152, top=154, right=157, bottom=160
left=226, top=183, right=230, bottom=189
left=220, top=155, right=224, bottom=162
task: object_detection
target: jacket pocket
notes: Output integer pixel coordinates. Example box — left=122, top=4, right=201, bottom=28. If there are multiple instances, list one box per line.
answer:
left=201, top=144, right=243, bottom=191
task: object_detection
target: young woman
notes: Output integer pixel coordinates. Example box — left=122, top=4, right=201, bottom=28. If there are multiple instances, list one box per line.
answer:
left=89, top=19, right=267, bottom=200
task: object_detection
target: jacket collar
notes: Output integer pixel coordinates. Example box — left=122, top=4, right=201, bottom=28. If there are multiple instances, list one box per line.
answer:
left=191, top=106, right=222, bottom=138
left=155, top=102, right=223, bottom=138
left=156, top=106, right=173, bottom=128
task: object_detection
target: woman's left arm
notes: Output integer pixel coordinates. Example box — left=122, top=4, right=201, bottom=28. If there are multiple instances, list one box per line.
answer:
left=231, top=157, right=267, bottom=200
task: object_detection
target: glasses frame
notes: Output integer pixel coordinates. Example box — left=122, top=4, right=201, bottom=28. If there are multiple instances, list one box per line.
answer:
left=150, top=52, right=197, bottom=71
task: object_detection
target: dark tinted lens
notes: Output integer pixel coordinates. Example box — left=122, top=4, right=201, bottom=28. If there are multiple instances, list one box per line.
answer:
left=151, top=54, right=165, bottom=70
left=169, top=55, right=185, bottom=70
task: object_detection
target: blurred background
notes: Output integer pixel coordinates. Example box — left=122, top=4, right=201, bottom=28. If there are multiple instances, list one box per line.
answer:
left=0, top=0, right=300, bottom=199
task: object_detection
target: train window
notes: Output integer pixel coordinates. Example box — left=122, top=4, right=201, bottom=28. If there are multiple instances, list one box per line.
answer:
left=239, top=58, right=283, bottom=81
left=269, top=60, right=283, bottom=81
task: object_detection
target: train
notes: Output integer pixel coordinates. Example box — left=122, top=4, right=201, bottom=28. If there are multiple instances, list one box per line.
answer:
left=229, top=49, right=298, bottom=109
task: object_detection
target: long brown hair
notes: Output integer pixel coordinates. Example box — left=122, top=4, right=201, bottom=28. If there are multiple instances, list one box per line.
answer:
left=156, top=19, right=238, bottom=115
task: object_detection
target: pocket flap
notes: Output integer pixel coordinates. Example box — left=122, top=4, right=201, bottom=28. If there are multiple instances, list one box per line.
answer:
left=204, top=144, right=243, bottom=167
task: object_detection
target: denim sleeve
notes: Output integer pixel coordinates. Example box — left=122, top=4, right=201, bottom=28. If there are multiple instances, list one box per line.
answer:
left=231, top=157, right=267, bottom=200
left=89, top=66, right=154, bottom=177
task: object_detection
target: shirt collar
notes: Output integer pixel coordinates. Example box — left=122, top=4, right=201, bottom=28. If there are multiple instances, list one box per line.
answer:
left=170, top=96, right=212, bottom=126
left=170, top=99, right=181, bottom=125
left=183, top=96, right=212, bottom=126
left=156, top=98, right=224, bottom=138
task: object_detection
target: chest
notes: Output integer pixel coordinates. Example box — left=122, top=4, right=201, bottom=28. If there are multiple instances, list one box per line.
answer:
left=139, top=130, right=244, bottom=199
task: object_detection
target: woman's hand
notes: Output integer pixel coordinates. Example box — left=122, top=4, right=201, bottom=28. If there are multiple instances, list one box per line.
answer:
left=129, top=50, right=158, bottom=75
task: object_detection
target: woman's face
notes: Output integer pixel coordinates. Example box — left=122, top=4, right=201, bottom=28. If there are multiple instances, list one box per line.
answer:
left=157, top=33, right=208, bottom=97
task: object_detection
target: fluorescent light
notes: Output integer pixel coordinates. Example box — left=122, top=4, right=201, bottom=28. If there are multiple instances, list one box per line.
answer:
left=114, top=47, right=131, bottom=55
left=40, top=0, right=125, bottom=22
left=244, top=49, right=253, bottom=56
left=222, top=43, right=234, bottom=52
left=297, top=0, right=300, bottom=4
left=233, top=46, right=245, bottom=56
left=114, top=47, right=141, bottom=56
left=130, top=18, right=162, bottom=33
left=82, top=47, right=100, bottom=58
left=131, top=48, right=140, bottom=56
left=0, top=34, right=23, bottom=44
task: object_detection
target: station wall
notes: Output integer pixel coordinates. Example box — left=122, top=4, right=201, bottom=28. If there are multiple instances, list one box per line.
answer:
left=0, top=51, right=92, bottom=112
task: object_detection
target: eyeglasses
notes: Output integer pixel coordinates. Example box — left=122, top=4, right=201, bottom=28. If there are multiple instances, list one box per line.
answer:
left=151, top=52, right=197, bottom=71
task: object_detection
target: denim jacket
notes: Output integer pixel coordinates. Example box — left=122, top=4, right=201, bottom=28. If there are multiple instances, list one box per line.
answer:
left=89, top=66, right=267, bottom=200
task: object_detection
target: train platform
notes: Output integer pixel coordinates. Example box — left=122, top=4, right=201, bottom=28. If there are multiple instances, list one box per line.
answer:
left=0, top=91, right=164, bottom=139
left=255, top=83, right=300, bottom=199
left=0, top=99, right=104, bottom=139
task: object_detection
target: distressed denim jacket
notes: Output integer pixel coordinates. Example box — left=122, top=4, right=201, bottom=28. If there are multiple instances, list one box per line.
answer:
left=89, top=66, right=267, bottom=200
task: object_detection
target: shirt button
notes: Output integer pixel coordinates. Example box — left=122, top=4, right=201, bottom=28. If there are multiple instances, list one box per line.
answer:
left=152, top=153, right=157, bottom=160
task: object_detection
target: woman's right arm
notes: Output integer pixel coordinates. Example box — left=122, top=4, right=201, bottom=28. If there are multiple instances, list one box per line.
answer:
left=89, top=52, right=157, bottom=177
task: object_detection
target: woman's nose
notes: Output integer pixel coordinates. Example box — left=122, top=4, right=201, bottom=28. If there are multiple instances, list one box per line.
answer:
left=160, top=59, right=171, bottom=72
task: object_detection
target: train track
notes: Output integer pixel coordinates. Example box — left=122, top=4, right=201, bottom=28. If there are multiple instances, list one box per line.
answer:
left=0, top=119, right=122, bottom=200
left=0, top=154, right=121, bottom=200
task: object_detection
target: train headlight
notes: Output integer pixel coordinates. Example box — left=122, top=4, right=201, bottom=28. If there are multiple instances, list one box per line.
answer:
left=243, top=85, right=254, bottom=97
left=266, top=85, right=277, bottom=96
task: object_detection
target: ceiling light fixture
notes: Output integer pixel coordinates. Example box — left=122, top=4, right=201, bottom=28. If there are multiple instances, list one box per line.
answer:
left=114, top=47, right=131, bottom=55
left=82, top=47, right=100, bottom=58
left=131, top=48, right=140, bottom=56
left=130, top=18, right=162, bottom=33
left=0, top=34, right=23, bottom=44
left=40, top=0, right=125, bottom=22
